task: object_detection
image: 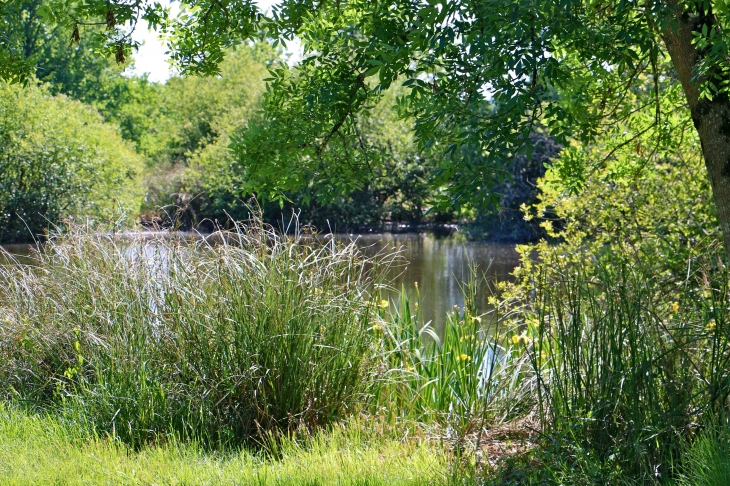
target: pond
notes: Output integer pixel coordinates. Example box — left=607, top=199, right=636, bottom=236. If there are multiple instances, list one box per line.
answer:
left=344, top=233, right=522, bottom=330
left=1, top=232, right=522, bottom=332
left=0, top=244, right=34, bottom=265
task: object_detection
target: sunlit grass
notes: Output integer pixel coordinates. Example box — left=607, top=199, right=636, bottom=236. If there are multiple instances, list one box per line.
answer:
left=0, top=404, right=470, bottom=486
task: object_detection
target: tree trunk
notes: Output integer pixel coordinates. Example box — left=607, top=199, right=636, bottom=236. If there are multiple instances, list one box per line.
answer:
left=661, top=6, right=730, bottom=257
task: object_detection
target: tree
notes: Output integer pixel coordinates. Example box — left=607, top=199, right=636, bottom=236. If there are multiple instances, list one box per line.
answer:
left=2, top=0, right=730, bottom=253
left=187, top=79, right=451, bottom=229
left=138, top=44, right=273, bottom=220
left=0, top=0, right=123, bottom=89
left=0, top=83, right=144, bottom=242
left=0, top=0, right=169, bottom=152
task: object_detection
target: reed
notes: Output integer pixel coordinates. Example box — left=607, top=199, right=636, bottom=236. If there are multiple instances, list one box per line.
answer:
left=0, top=219, right=393, bottom=448
left=527, top=247, right=730, bottom=480
left=373, top=267, right=535, bottom=436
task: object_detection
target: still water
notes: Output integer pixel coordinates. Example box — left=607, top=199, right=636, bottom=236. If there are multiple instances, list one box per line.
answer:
left=345, top=233, right=521, bottom=329
left=1, top=233, right=522, bottom=329
left=0, top=244, right=33, bottom=265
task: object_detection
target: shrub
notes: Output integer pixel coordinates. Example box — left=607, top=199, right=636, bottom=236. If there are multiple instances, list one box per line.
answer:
left=0, top=219, right=390, bottom=448
left=138, top=45, right=272, bottom=221
left=501, top=114, right=727, bottom=480
left=522, top=126, right=718, bottom=277
left=0, top=82, right=144, bottom=242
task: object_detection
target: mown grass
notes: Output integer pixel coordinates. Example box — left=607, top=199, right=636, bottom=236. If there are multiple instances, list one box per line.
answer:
left=0, top=404, right=472, bottom=486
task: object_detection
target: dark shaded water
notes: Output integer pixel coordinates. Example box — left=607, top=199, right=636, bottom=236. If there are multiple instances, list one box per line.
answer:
left=0, top=244, right=34, bottom=265
left=2, top=233, right=522, bottom=329
left=343, top=233, right=521, bottom=328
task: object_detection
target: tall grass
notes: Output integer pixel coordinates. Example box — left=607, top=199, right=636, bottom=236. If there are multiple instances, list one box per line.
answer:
left=374, top=267, right=535, bottom=439
left=676, top=427, right=730, bottom=486
left=526, top=247, right=730, bottom=480
left=15, top=219, right=730, bottom=482
left=0, top=219, right=393, bottom=448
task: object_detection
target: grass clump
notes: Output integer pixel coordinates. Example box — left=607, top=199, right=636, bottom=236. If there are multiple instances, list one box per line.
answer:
left=510, top=245, right=730, bottom=482
left=676, top=426, right=730, bottom=486
left=0, top=219, right=390, bottom=448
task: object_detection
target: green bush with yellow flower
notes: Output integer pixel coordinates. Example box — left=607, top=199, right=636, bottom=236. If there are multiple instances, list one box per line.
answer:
left=371, top=270, right=535, bottom=435
left=495, top=121, right=729, bottom=479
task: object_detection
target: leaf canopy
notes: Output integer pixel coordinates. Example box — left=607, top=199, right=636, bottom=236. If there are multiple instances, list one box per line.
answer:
left=2, top=0, right=728, bottom=207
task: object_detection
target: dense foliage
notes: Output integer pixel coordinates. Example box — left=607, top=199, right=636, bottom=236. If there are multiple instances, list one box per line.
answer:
left=1, top=0, right=568, bottom=239
left=133, top=45, right=272, bottom=220
left=187, top=80, right=458, bottom=229
left=520, top=91, right=718, bottom=275
left=0, top=83, right=143, bottom=242
left=11, top=0, right=730, bottom=252
left=466, top=132, right=562, bottom=242
left=497, top=111, right=725, bottom=479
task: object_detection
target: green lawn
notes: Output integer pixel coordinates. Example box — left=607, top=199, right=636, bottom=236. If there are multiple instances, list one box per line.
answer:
left=0, top=406, right=470, bottom=486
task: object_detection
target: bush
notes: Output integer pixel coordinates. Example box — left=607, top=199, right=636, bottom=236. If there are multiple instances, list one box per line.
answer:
left=0, top=219, right=390, bottom=448
left=502, top=124, right=728, bottom=480
left=0, top=82, right=144, bottom=242
left=138, top=45, right=272, bottom=220
left=522, top=126, right=718, bottom=276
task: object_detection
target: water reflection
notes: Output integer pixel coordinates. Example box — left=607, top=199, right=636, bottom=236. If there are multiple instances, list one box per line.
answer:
left=341, top=233, right=521, bottom=331
left=0, top=244, right=34, bottom=265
